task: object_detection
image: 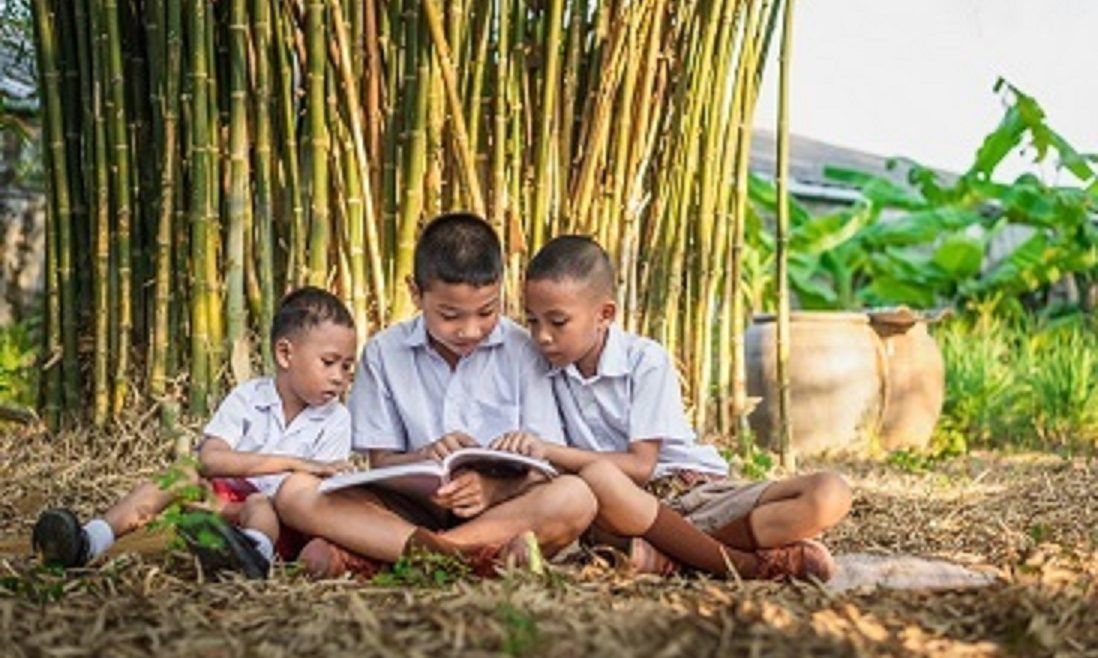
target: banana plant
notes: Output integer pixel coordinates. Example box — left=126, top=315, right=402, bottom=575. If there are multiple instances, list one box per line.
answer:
left=746, top=79, right=1097, bottom=313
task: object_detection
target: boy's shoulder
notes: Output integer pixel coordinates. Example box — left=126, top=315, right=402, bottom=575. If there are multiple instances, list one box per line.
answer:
left=220, top=376, right=276, bottom=406
left=607, top=325, right=675, bottom=378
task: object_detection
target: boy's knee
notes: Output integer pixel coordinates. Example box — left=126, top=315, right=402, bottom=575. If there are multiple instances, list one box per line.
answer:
left=577, top=460, right=628, bottom=494
left=548, top=474, right=598, bottom=529
left=273, top=472, right=319, bottom=520
left=806, top=472, right=852, bottom=525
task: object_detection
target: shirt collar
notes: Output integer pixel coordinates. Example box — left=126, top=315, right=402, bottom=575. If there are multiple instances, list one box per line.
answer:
left=402, top=313, right=506, bottom=350
left=254, top=377, right=334, bottom=421
left=553, top=324, right=631, bottom=381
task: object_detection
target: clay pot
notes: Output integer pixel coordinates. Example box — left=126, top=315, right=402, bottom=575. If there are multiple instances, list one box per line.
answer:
left=746, top=311, right=885, bottom=456
left=868, top=308, right=946, bottom=451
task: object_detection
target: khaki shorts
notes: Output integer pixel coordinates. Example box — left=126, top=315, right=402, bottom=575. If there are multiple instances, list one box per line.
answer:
left=656, top=474, right=772, bottom=534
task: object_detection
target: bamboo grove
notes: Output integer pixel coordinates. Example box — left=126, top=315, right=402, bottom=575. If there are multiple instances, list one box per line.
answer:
left=30, top=0, right=797, bottom=445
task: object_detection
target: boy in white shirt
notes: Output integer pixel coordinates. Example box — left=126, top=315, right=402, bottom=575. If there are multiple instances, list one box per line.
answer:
left=495, top=235, right=851, bottom=580
left=274, top=213, right=596, bottom=577
left=32, top=287, right=357, bottom=579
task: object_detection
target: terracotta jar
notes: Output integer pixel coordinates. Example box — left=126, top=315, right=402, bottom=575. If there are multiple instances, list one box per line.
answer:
left=867, top=308, right=946, bottom=451
left=746, top=311, right=885, bottom=456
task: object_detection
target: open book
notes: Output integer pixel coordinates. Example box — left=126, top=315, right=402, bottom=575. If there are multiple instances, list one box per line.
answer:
left=317, top=447, right=558, bottom=499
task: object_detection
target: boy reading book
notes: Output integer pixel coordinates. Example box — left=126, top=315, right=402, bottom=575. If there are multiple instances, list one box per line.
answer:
left=31, top=287, right=358, bottom=579
left=317, top=448, right=557, bottom=498
left=273, top=213, right=597, bottom=578
left=494, top=235, right=852, bottom=580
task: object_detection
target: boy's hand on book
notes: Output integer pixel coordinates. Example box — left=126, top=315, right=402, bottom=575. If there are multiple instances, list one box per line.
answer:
left=422, top=432, right=478, bottom=461
left=432, top=470, right=496, bottom=518
left=489, top=432, right=547, bottom=460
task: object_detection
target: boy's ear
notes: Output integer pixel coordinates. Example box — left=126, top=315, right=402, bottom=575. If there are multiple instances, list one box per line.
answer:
left=598, top=298, right=617, bottom=326
left=273, top=337, right=293, bottom=370
left=405, top=276, right=423, bottom=310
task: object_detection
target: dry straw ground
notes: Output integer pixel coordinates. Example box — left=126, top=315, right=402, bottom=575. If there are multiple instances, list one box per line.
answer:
left=0, top=427, right=1094, bottom=657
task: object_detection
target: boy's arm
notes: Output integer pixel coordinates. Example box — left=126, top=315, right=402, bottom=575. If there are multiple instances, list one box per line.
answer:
left=493, top=433, right=660, bottom=485
left=368, top=431, right=478, bottom=467
left=198, top=438, right=348, bottom=478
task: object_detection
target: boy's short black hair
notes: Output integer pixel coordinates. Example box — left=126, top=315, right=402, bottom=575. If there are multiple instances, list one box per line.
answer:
left=414, top=212, right=502, bottom=290
left=526, top=235, right=615, bottom=297
left=271, top=286, right=355, bottom=347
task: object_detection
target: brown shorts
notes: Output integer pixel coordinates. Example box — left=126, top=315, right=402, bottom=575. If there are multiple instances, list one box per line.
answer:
left=650, top=471, right=772, bottom=534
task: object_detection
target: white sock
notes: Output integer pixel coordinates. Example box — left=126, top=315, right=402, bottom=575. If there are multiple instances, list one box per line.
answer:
left=241, top=528, right=275, bottom=562
left=84, top=519, right=115, bottom=560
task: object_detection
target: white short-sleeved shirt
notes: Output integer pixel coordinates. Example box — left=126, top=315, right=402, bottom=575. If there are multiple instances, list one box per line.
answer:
left=348, top=315, right=565, bottom=452
left=202, top=377, right=352, bottom=497
left=550, top=324, right=729, bottom=480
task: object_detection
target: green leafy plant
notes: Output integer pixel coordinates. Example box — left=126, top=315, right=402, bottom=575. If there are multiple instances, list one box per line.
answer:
left=148, top=457, right=224, bottom=551
left=0, top=564, right=66, bottom=603
left=746, top=80, right=1097, bottom=315
left=933, top=311, right=1098, bottom=453
left=371, top=550, right=471, bottom=588
left=497, top=602, right=540, bottom=656
left=0, top=320, right=40, bottom=409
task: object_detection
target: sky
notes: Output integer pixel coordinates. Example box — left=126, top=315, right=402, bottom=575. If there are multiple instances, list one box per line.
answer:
left=753, top=0, right=1097, bottom=183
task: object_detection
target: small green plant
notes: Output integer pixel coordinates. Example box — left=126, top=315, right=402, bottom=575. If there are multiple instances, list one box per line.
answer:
left=148, top=457, right=224, bottom=551
left=371, top=550, right=471, bottom=588
left=0, top=320, right=40, bottom=409
left=885, top=449, right=936, bottom=474
left=497, top=602, right=540, bottom=656
left=0, top=564, right=67, bottom=603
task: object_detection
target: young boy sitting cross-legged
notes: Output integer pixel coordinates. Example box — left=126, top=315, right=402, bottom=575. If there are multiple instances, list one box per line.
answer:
left=493, top=235, right=852, bottom=581
left=32, top=287, right=358, bottom=579
left=274, top=213, right=597, bottom=578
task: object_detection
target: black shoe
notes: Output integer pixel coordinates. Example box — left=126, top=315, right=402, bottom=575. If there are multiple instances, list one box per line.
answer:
left=32, top=508, right=91, bottom=568
left=177, top=513, right=269, bottom=580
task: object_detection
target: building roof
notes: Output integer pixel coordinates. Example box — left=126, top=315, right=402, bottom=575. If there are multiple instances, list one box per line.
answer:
left=749, top=129, right=955, bottom=203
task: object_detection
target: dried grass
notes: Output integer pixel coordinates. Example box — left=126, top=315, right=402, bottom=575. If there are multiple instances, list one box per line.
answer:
left=0, top=426, right=1095, bottom=657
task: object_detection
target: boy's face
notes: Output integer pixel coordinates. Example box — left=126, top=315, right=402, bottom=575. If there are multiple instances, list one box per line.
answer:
left=275, top=320, right=358, bottom=408
left=410, top=279, right=502, bottom=362
left=524, top=277, right=615, bottom=376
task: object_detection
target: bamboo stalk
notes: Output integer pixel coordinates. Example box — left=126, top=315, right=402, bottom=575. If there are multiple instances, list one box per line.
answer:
left=150, top=0, right=183, bottom=417
left=775, top=0, right=795, bottom=469
left=530, top=0, right=563, bottom=251
left=253, top=0, right=274, bottom=370
left=421, top=0, right=485, bottom=215
left=189, top=0, right=212, bottom=416
left=103, top=0, right=134, bottom=416
left=729, top=0, right=766, bottom=447
left=306, top=0, right=331, bottom=286
left=391, top=0, right=429, bottom=320
left=226, top=0, right=251, bottom=384
left=32, top=0, right=64, bottom=427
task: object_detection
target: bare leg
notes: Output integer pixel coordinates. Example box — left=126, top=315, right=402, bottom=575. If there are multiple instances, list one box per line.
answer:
left=274, top=472, right=417, bottom=561
left=440, top=474, right=597, bottom=556
left=237, top=493, right=279, bottom=544
left=737, top=472, right=852, bottom=548
left=101, top=481, right=181, bottom=538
